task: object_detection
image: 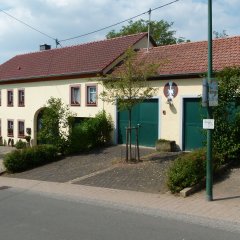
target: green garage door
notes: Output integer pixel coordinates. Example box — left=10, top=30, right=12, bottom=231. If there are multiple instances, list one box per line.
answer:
left=118, top=99, right=159, bottom=147
left=183, top=98, right=207, bottom=151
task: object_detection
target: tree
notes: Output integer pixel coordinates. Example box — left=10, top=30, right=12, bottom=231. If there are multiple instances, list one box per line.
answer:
left=38, top=97, right=76, bottom=153
left=213, top=30, right=228, bottom=39
left=100, top=48, right=159, bottom=160
left=212, top=67, right=240, bottom=164
left=106, top=19, right=189, bottom=45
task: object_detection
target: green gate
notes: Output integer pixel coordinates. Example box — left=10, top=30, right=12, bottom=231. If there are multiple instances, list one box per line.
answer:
left=118, top=99, right=159, bottom=147
left=183, top=98, right=207, bottom=151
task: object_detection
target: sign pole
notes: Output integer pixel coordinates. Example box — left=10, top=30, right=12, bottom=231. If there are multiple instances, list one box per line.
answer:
left=207, top=0, right=213, bottom=201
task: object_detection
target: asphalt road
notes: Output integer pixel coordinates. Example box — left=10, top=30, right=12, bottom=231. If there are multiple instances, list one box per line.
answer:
left=0, top=188, right=239, bottom=240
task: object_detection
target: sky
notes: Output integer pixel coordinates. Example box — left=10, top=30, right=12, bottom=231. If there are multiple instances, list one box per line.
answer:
left=0, top=0, right=240, bottom=64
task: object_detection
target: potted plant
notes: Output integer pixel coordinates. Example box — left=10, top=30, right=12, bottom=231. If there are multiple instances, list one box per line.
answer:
left=155, top=139, right=176, bottom=152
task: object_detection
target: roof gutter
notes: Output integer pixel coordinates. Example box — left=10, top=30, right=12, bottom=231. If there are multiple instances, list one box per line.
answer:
left=149, top=72, right=206, bottom=80
left=0, top=70, right=102, bottom=85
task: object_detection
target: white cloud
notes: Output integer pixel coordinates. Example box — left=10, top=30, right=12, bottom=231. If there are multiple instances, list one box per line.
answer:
left=0, top=0, right=240, bottom=63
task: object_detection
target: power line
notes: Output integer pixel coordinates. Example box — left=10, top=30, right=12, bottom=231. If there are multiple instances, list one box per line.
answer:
left=0, top=0, right=180, bottom=47
left=59, top=0, right=180, bottom=43
left=0, top=8, right=57, bottom=42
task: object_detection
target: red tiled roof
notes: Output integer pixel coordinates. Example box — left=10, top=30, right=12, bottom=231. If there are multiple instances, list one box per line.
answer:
left=137, top=36, right=240, bottom=76
left=0, top=32, right=148, bottom=82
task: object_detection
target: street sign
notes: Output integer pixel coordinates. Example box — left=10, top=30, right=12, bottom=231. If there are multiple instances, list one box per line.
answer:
left=203, top=119, right=214, bottom=129
left=208, top=78, right=218, bottom=106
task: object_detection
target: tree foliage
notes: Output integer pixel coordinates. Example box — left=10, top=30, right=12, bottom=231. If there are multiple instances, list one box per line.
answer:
left=100, top=48, right=159, bottom=160
left=100, top=48, right=158, bottom=113
left=212, top=67, right=240, bottom=163
left=213, top=30, right=228, bottom=39
left=106, top=19, right=189, bottom=45
left=38, top=97, right=76, bottom=153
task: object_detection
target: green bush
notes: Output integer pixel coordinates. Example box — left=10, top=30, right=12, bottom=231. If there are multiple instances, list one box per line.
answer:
left=167, top=149, right=206, bottom=193
left=3, top=145, right=58, bottom=173
left=15, top=139, right=27, bottom=149
left=68, top=111, right=113, bottom=153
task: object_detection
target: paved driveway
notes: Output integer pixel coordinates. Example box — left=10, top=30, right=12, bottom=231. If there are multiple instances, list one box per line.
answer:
left=2, top=145, right=182, bottom=193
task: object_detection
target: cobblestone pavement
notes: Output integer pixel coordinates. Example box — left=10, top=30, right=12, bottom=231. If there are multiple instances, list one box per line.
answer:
left=74, top=153, right=181, bottom=193
left=4, top=145, right=158, bottom=183
left=196, top=164, right=240, bottom=203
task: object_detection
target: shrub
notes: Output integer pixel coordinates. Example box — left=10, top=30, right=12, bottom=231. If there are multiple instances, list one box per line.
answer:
left=68, top=111, right=113, bottom=153
left=15, top=139, right=27, bottom=149
left=167, top=149, right=206, bottom=193
left=3, top=145, right=58, bottom=173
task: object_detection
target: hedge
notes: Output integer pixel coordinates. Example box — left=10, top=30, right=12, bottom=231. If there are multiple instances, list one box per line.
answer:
left=167, top=149, right=206, bottom=193
left=3, top=145, right=58, bottom=173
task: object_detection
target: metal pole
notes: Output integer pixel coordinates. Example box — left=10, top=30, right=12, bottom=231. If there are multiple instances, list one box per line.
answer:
left=147, top=8, right=151, bottom=52
left=207, top=0, right=213, bottom=201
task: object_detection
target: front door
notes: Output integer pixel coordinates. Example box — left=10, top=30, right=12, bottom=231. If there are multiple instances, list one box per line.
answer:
left=183, top=98, right=207, bottom=151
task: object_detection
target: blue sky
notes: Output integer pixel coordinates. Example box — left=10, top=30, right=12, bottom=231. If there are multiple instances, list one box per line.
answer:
left=0, top=0, right=240, bottom=64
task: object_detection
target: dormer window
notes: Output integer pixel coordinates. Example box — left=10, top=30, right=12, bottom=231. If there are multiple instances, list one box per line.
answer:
left=7, top=90, right=13, bottom=107
left=18, top=89, right=25, bottom=107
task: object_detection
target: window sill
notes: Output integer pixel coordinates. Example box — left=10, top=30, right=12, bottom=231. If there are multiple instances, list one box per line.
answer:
left=71, top=103, right=80, bottom=106
left=86, top=103, right=97, bottom=107
left=18, top=135, right=25, bottom=139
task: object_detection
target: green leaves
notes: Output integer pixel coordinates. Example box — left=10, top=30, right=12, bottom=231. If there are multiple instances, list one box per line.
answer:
left=38, top=97, right=76, bottom=153
left=99, top=48, right=158, bottom=112
left=106, top=19, right=179, bottom=46
left=212, top=67, right=240, bottom=163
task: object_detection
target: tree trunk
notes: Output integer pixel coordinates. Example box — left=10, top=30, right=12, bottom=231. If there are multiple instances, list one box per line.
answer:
left=128, top=108, right=132, bottom=160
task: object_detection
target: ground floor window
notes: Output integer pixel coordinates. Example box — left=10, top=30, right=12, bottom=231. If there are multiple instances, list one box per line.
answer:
left=7, top=120, right=14, bottom=137
left=18, top=120, right=25, bottom=138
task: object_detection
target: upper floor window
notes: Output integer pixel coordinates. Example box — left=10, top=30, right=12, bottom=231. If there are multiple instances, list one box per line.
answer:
left=7, top=90, right=13, bottom=107
left=18, top=120, right=25, bottom=138
left=7, top=120, right=14, bottom=137
left=70, top=85, right=80, bottom=106
left=86, top=85, right=97, bottom=106
left=18, top=89, right=25, bottom=107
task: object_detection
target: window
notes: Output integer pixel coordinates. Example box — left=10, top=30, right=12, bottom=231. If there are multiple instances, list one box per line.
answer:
left=0, top=119, right=1, bottom=136
left=18, top=120, right=25, bottom=138
left=0, top=90, right=1, bottom=106
left=18, top=89, right=25, bottom=107
left=7, top=120, right=14, bottom=137
left=86, top=85, right=97, bottom=106
left=70, top=85, right=80, bottom=106
left=7, top=90, right=13, bottom=106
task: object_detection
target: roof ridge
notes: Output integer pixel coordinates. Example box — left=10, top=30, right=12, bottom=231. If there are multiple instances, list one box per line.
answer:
left=139, top=35, right=240, bottom=52
left=12, top=32, right=148, bottom=58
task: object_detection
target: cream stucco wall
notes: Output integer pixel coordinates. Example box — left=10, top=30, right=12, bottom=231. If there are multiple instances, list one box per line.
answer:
left=150, top=78, right=202, bottom=149
left=0, top=77, right=116, bottom=146
left=0, top=77, right=203, bottom=149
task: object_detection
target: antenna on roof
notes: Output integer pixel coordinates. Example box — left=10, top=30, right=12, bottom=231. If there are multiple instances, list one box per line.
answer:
left=55, top=38, right=62, bottom=48
left=147, top=8, right=152, bottom=52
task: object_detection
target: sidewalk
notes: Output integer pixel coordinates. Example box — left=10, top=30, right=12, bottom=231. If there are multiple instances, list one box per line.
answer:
left=0, top=176, right=239, bottom=233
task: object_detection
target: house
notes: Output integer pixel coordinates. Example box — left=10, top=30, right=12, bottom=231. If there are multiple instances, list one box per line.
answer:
left=0, top=33, right=240, bottom=150
left=117, top=36, right=240, bottom=150
left=0, top=32, right=155, bottom=146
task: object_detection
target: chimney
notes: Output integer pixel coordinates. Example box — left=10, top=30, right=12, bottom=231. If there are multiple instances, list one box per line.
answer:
left=40, top=44, right=51, bottom=51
